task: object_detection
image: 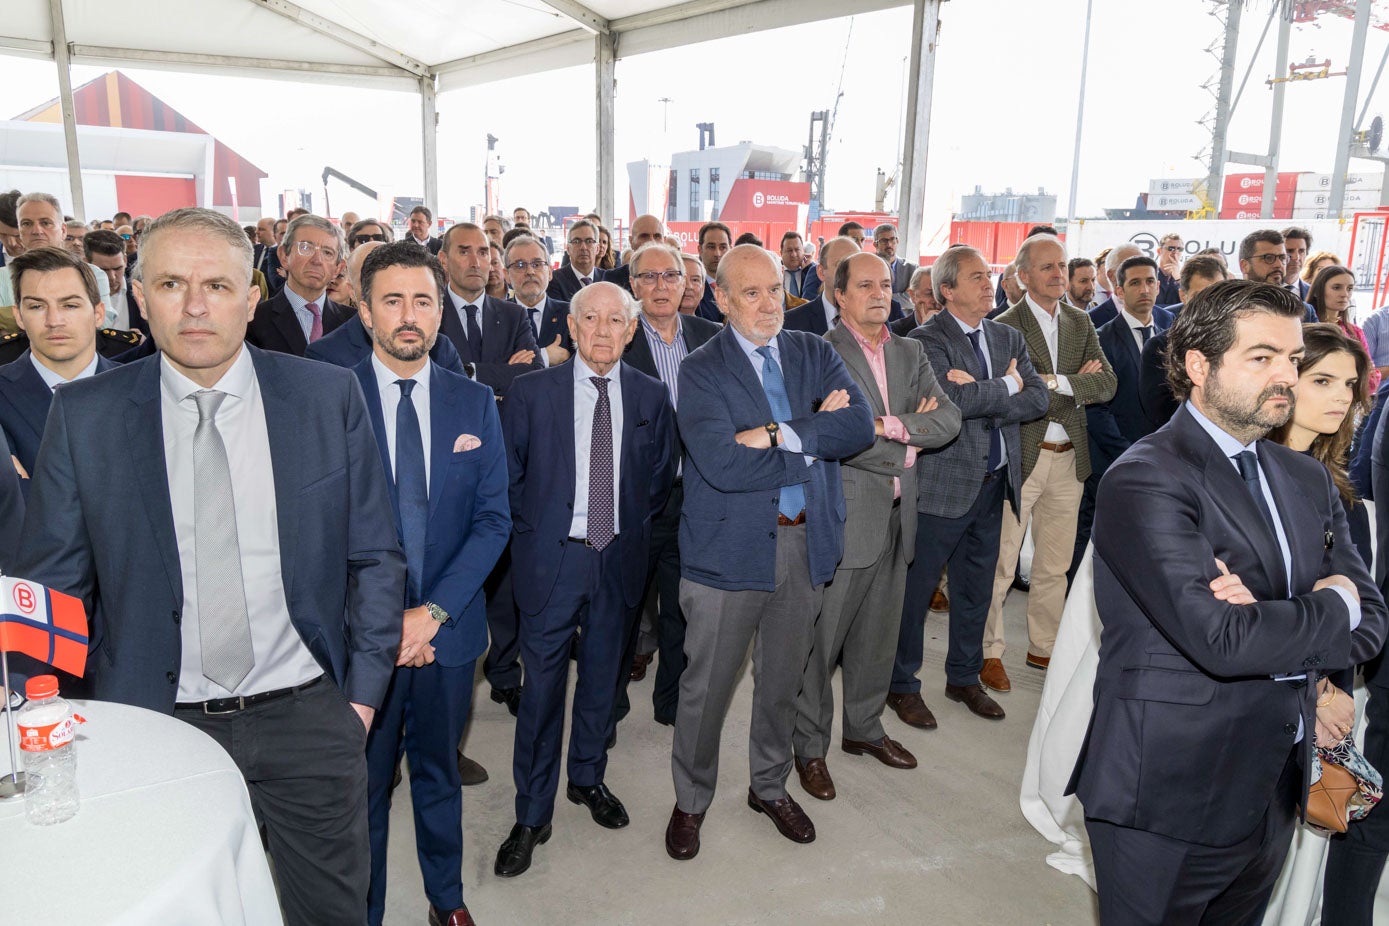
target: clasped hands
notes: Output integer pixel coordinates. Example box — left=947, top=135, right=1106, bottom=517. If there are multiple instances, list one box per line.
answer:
left=734, top=389, right=850, bottom=448
left=875, top=396, right=937, bottom=436
left=397, top=605, right=440, bottom=667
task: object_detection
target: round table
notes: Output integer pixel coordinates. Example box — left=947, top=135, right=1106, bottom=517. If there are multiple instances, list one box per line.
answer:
left=0, top=699, right=283, bottom=925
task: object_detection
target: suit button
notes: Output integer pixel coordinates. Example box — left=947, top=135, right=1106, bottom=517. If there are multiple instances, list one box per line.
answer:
left=1283, top=723, right=1297, bottom=735
left=166, top=672, right=177, bottom=684
left=769, top=532, right=775, bottom=538
left=172, top=610, right=181, bottom=624
left=566, top=502, right=573, bottom=509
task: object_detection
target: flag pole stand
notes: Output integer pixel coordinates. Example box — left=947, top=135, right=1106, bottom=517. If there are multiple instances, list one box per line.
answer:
left=0, top=650, right=24, bottom=798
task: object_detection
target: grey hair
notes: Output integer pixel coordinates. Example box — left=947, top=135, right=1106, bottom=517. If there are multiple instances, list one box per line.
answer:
left=483, top=214, right=512, bottom=232
left=134, top=207, right=254, bottom=286
left=1105, top=242, right=1142, bottom=276
left=280, top=213, right=346, bottom=259
left=502, top=233, right=546, bottom=265
left=631, top=241, right=685, bottom=276
left=571, top=279, right=639, bottom=321
left=17, top=191, right=63, bottom=220
left=1014, top=233, right=1065, bottom=273
left=63, top=219, right=86, bottom=233
left=569, top=218, right=597, bottom=240
left=908, top=265, right=933, bottom=292
left=930, top=244, right=985, bottom=304
left=714, top=243, right=780, bottom=293
left=872, top=223, right=897, bottom=238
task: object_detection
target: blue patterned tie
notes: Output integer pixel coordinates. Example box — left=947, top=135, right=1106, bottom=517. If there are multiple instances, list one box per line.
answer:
left=967, top=329, right=1003, bottom=472
left=755, top=346, right=806, bottom=520
left=395, top=380, right=428, bottom=604
left=587, top=377, right=615, bottom=550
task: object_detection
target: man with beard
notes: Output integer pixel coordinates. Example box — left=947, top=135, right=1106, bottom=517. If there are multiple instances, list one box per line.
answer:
left=1067, top=279, right=1386, bottom=923
left=1239, top=230, right=1317, bottom=323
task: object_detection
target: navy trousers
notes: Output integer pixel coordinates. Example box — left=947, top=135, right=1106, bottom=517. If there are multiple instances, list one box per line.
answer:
left=483, top=547, right=523, bottom=690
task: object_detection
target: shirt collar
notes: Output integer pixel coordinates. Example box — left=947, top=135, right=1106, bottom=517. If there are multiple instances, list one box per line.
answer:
left=160, top=343, right=254, bottom=404
left=283, top=283, right=326, bottom=313
left=448, top=288, right=486, bottom=312
left=1121, top=308, right=1153, bottom=331
left=845, top=320, right=890, bottom=353
left=30, top=351, right=98, bottom=391
left=517, top=292, right=546, bottom=311
left=1185, top=400, right=1259, bottom=457
left=370, top=351, right=430, bottom=398
left=573, top=353, right=620, bottom=385
left=950, top=311, right=983, bottom=336
left=572, top=265, right=595, bottom=283
left=1025, top=292, right=1060, bottom=328
left=639, top=313, right=685, bottom=343
left=730, top=323, right=780, bottom=365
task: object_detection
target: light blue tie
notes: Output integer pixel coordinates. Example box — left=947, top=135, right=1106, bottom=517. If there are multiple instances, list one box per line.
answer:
left=755, top=345, right=806, bottom=520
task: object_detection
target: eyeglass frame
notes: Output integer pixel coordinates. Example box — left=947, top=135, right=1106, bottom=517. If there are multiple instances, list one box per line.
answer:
left=290, top=239, right=341, bottom=263
left=632, top=270, right=685, bottom=287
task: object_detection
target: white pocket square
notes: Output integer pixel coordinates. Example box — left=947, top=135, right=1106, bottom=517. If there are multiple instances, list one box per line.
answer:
left=454, top=434, right=481, bottom=452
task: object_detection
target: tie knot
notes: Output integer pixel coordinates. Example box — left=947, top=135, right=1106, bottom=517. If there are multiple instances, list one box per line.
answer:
left=1234, top=450, right=1259, bottom=480
left=305, top=301, right=321, bottom=319
left=966, top=329, right=981, bottom=343
left=755, top=345, right=775, bottom=362
left=396, top=378, right=416, bottom=398
left=590, top=376, right=609, bottom=394
left=192, top=389, right=227, bottom=422
left=465, top=304, right=479, bottom=318
left=581, top=276, right=592, bottom=286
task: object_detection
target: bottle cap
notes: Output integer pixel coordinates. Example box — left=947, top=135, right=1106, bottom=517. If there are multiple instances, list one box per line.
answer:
left=24, top=675, right=58, bottom=700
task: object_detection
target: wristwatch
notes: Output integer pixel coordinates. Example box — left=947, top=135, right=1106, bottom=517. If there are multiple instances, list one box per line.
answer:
left=764, top=422, right=781, bottom=446
left=1046, top=376, right=1059, bottom=391
left=424, top=602, right=450, bottom=625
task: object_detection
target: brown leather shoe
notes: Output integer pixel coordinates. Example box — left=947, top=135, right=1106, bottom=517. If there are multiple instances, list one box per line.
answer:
left=1026, top=653, right=1051, bottom=671
left=794, top=756, right=836, bottom=800
left=944, top=683, right=1006, bottom=719
left=841, top=736, right=918, bottom=769
left=630, top=652, right=652, bottom=682
left=929, top=587, right=950, bottom=612
left=980, top=658, right=1012, bottom=693
left=429, top=905, right=477, bottom=926
left=457, top=752, right=489, bottom=786
left=747, top=788, right=816, bottom=843
left=665, top=805, right=705, bottom=860
left=885, top=691, right=938, bottom=730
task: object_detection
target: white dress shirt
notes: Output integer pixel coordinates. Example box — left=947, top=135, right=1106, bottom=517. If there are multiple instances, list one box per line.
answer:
left=517, top=294, right=552, bottom=367
left=106, top=287, right=128, bottom=330
left=1024, top=293, right=1075, bottom=443
left=448, top=288, right=487, bottom=342
left=1119, top=308, right=1156, bottom=354
left=817, top=295, right=838, bottom=332
left=30, top=352, right=98, bottom=392
left=570, top=355, right=624, bottom=538
left=371, top=353, right=432, bottom=492
left=161, top=347, right=322, bottom=701
left=570, top=265, right=596, bottom=287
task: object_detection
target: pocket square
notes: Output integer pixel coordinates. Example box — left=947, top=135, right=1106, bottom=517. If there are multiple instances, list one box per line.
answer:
left=454, top=434, right=481, bottom=452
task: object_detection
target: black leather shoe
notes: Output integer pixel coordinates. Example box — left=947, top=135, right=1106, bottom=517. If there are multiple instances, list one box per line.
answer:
left=566, top=781, right=630, bottom=828
left=1011, top=575, right=1031, bottom=593
left=457, top=752, right=488, bottom=786
left=494, top=822, right=551, bottom=877
left=945, top=683, right=1006, bottom=720
left=490, top=686, right=521, bottom=717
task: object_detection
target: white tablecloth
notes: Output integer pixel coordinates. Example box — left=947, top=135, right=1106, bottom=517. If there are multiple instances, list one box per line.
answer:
left=0, top=698, right=283, bottom=926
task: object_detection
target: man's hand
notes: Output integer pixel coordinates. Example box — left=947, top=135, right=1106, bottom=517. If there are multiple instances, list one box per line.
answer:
left=917, top=395, right=938, bottom=414
left=508, top=349, right=537, bottom=365
left=1314, top=574, right=1360, bottom=603
left=11, top=456, right=27, bottom=480
left=1005, top=358, right=1023, bottom=391
left=946, top=369, right=976, bottom=385
left=1315, top=682, right=1355, bottom=747
left=1077, top=359, right=1103, bottom=375
left=350, top=702, right=375, bottom=733
left=397, top=606, right=442, bottom=667
left=735, top=427, right=773, bottom=449
left=544, top=335, right=571, bottom=366
left=1210, top=558, right=1257, bottom=605
left=818, top=389, right=850, bottom=413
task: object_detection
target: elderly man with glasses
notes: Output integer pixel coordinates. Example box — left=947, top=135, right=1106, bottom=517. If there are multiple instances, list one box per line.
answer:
left=247, top=214, right=355, bottom=356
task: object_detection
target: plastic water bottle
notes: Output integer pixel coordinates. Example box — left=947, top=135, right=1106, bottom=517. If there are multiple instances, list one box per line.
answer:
left=17, top=675, right=78, bottom=825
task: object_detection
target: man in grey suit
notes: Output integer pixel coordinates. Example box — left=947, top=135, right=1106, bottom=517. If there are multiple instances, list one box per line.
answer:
left=792, top=253, right=960, bottom=802
left=873, top=223, right=917, bottom=295
left=890, top=246, right=1050, bottom=725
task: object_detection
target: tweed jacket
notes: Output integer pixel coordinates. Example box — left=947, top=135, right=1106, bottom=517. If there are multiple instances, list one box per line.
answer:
left=994, top=297, right=1116, bottom=482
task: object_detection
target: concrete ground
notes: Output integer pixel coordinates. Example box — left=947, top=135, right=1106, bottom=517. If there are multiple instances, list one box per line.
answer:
left=380, top=587, right=1099, bottom=925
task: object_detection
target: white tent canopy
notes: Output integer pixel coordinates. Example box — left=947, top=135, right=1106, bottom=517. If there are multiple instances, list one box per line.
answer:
left=2, top=0, right=940, bottom=256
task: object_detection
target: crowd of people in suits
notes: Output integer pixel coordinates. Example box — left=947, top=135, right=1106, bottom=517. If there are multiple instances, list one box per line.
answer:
left=1, top=185, right=1389, bottom=924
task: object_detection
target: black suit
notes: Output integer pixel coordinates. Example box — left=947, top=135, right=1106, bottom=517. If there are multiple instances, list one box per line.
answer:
left=546, top=266, right=600, bottom=303
left=247, top=289, right=354, bottom=356
left=889, top=313, right=926, bottom=337
left=518, top=297, right=574, bottom=358
left=439, top=292, right=542, bottom=398
left=254, top=244, right=284, bottom=297
left=0, top=351, right=117, bottom=475
left=784, top=295, right=904, bottom=336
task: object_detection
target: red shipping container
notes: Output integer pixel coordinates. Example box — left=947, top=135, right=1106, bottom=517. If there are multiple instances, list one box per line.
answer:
left=1218, top=207, right=1294, bottom=221
left=1223, top=172, right=1302, bottom=196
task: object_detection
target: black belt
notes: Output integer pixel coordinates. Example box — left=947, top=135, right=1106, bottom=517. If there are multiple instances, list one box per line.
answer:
left=175, top=675, right=325, bottom=715
left=567, top=534, right=619, bottom=548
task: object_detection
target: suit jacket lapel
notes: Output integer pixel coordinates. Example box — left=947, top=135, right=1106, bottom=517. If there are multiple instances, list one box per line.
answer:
left=125, top=358, right=182, bottom=603
left=1259, top=445, right=1321, bottom=593
left=9, top=356, right=54, bottom=440
left=1016, top=306, right=1052, bottom=374
left=552, top=368, right=578, bottom=504
left=271, top=295, right=308, bottom=355
left=885, top=334, right=912, bottom=412
left=829, top=326, right=884, bottom=415
left=717, top=327, right=774, bottom=417
left=352, top=358, right=397, bottom=516
left=624, top=321, right=655, bottom=376
left=251, top=348, right=302, bottom=597
left=681, top=315, right=713, bottom=350
left=428, top=366, right=457, bottom=518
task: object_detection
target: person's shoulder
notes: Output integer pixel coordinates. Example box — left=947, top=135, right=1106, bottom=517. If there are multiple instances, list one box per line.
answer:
left=432, top=363, right=495, bottom=406
left=256, top=345, right=356, bottom=390
left=682, top=313, right=721, bottom=338
left=1260, top=437, right=1332, bottom=484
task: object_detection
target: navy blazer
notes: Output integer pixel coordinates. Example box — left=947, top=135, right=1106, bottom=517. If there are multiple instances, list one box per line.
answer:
left=0, top=351, right=117, bottom=474
left=676, top=326, right=875, bottom=590
left=1088, top=297, right=1120, bottom=329
left=1070, top=405, right=1386, bottom=845
left=247, top=289, right=354, bottom=357
left=1087, top=307, right=1175, bottom=472
left=1351, top=379, right=1389, bottom=501
left=695, top=281, right=723, bottom=323
left=13, top=347, right=406, bottom=713
left=546, top=266, right=600, bottom=303
left=305, top=314, right=466, bottom=375
left=353, top=357, right=511, bottom=667
left=503, top=362, right=677, bottom=615
left=439, top=293, right=542, bottom=397
left=0, top=429, right=21, bottom=572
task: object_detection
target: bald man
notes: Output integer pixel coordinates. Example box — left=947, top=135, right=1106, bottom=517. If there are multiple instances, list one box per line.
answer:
left=783, top=237, right=906, bottom=335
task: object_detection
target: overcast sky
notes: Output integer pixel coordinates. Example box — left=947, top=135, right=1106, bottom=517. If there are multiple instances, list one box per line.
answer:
left=2, top=0, right=1386, bottom=237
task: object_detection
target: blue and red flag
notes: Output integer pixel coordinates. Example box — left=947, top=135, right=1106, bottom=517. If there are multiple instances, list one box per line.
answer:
left=0, top=576, right=88, bottom=677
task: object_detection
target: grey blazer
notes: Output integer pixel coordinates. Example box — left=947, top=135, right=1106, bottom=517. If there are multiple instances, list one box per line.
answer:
left=826, top=324, right=960, bottom=569
left=909, top=312, right=1050, bottom=519
left=891, top=259, right=918, bottom=295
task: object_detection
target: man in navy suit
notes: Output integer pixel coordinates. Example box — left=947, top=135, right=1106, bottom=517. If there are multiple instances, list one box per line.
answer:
left=495, top=281, right=677, bottom=877
left=407, top=205, right=444, bottom=255
left=547, top=218, right=603, bottom=303
left=506, top=234, right=573, bottom=367
left=780, top=231, right=820, bottom=302
left=595, top=214, right=667, bottom=295
left=1282, top=226, right=1313, bottom=301
left=665, top=245, right=874, bottom=860
left=1138, top=255, right=1231, bottom=430
left=14, top=208, right=405, bottom=926
left=352, top=243, right=509, bottom=926
left=437, top=223, right=541, bottom=397
left=0, top=247, right=116, bottom=474
left=1155, top=232, right=1184, bottom=307
left=1239, top=230, right=1317, bottom=324
left=1086, top=244, right=1142, bottom=329
left=246, top=214, right=354, bottom=356
left=1068, top=279, right=1386, bottom=923
left=783, top=236, right=862, bottom=336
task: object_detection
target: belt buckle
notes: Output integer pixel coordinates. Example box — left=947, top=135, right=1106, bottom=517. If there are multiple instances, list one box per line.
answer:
left=203, top=695, right=245, bottom=715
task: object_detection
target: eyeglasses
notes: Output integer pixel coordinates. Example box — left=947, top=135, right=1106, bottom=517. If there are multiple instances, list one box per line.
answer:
left=64, top=234, right=83, bottom=242
left=508, top=259, right=550, bottom=272
left=569, top=236, right=597, bottom=247
left=633, top=270, right=683, bottom=287
left=1251, top=253, right=1288, bottom=266
left=352, top=233, right=387, bottom=244
left=292, top=240, right=340, bottom=262
left=1162, top=245, right=1182, bottom=253
left=875, top=236, right=898, bottom=245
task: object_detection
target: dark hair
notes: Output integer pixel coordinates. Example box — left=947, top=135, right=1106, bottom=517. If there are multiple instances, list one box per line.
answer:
left=1164, top=279, right=1308, bottom=402
left=837, top=221, right=863, bottom=236
left=1308, top=264, right=1357, bottom=324
left=1268, top=323, right=1369, bottom=506
left=1193, top=247, right=1228, bottom=266
left=1067, top=257, right=1095, bottom=280
left=348, top=218, right=393, bottom=245
left=500, top=227, right=532, bottom=248
left=440, top=222, right=485, bottom=251
left=83, top=229, right=125, bottom=261
left=1280, top=226, right=1313, bottom=248
left=410, top=205, right=433, bottom=222
left=780, top=230, right=803, bottom=246
left=698, top=221, right=732, bottom=248
left=9, top=245, right=100, bottom=307
left=0, top=190, right=20, bottom=229
left=359, top=240, right=446, bottom=308
left=734, top=232, right=763, bottom=248
left=1026, top=225, right=1059, bottom=238
left=1180, top=255, right=1227, bottom=291
left=1116, top=255, right=1158, bottom=287
left=1238, top=229, right=1283, bottom=264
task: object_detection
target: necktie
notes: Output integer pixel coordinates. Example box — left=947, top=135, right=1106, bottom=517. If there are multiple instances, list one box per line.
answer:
left=754, top=346, right=807, bottom=519
left=1139, top=326, right=1153, bottom=344
left=527, top=307, right=541, bottom=341
left=192, top=390, right=254, bottom=692
left=395, top=380, right=428, bottom=603
left=788, top=270, right=801, bottom=298
left=464, top=304, right=483, bottom=358
left=1234, top=451, right=1278, bottom=536
left=967, top=330, right=1004, bottom=471
left=581, top=276, right=592, bottom=287
left=587, top=377, right=616, bottom=550
left=305, top=301, right=323, bottom=343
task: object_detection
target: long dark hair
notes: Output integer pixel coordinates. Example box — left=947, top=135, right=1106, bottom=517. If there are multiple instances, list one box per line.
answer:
left=596, top=224, right=617, bottom=271
left=1269, top=323, right=1371, bottom=507
left=1308, top=264, right=1356, bottom=325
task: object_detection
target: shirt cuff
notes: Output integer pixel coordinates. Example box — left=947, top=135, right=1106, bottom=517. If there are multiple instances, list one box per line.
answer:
left=778, top=423, right=815, bottom=466
left=880, top=415, right=909, bottom=443
left=1002, top=374, right=1020, bottom=396
left=1330, top=584, right=1363, bottom=631
left=1055, top=374, right=1074, bottom=396
left=538, top=346, right=551, bottom=368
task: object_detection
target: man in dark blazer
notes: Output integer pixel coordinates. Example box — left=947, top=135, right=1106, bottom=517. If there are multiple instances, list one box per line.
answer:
left=352, top=244, right=509, bottom=926
left=1282, top=226, right=1313, bottom=301
left=783, top=236, right=863, bottom=336
left=495, top=281, right=676, bottom=877
left=246, top=214, right=354, bottom=356
left=665, top=246, right=874, bottom=861
left=506, top=234, right=574, bottom=367
left=1068, top=279, right=1386, bottom=923
left=407, top=205, right=444, bottom=255
left=1086, top=244, right=1142, bottom=330
left=14, top=208, right=405, bottom=926
left=437, top=223, right=541, bottom=398
left=779, top=231, right=820, bottom=302
left=892, top=246, right=1049, bottom=722
left=547, top=218, right=604, bottom=303
left=872, top=223, right=917, bottom=295
left=1137, top=255, right=1231, bottom=430
left=0, top=247, right=117, bottom=474
left=889, top=265, right=941, bottom=337
left=615, top=243, right=720, bottom=726
left=592, top=214, right=666, bottom=296
left=793, top=252, right=960, bottom=801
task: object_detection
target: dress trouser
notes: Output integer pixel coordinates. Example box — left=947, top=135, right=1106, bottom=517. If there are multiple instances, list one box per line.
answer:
left=795, top=504, right=906, bottom=758
left=176, top=677, right=370, bottom=926
left=984, top=447, right=1082, bottom=661
left=672, top=524, right=821, bottom=813
left=483, top=546, right=522, bottom=691
left=614, top=482, right=686, bottom=726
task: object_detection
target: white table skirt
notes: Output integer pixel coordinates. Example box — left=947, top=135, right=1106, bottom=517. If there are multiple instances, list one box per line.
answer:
left=0, top=698, right=283, bottom=926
